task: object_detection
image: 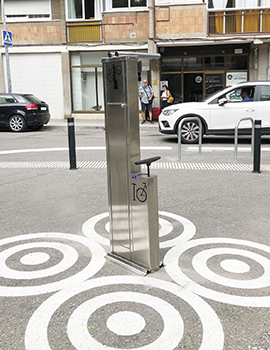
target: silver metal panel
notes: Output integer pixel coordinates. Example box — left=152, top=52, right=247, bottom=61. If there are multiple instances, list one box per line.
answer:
left=102, top=55, right=160, bottom=272
left=131, top=174, right=160, bottom=271
left=102, top=56, right=140, bottom=260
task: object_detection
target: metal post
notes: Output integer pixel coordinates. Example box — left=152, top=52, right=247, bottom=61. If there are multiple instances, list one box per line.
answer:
left=67, top=117, right=77, bottom=170
left=178, top=117, right=202, bottom=161
left=234, top=117, right=254, bottom=162
left=253, top=120, right=261, bottom=174
left=1, top=0, right=12, bottom=93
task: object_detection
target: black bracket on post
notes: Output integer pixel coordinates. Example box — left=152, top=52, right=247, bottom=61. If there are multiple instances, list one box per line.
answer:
left=135, top=156, right=161, bottom=177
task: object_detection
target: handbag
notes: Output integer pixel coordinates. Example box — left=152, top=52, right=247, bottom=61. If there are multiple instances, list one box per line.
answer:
left=142, top=85, right=155, bottom=104
left=167, top=91, right=174, bottom=104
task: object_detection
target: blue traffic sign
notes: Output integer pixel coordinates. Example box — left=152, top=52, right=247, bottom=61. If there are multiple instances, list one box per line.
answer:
left=2, top=30, right=13, bottom=46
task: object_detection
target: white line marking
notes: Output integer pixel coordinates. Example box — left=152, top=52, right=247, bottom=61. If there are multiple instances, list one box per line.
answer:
left=187, top=146, right=270, bottom=152
left=68, top=292, right=184, bottom=350
left=0, top=146, right=171, bottom=155
left=164, top=237, right=270, bottom=307
left=82, top=211, right=196, bottom=248
left=0, top=233, right=105, bottom=296
left=25, top=276, right=224, bottom=350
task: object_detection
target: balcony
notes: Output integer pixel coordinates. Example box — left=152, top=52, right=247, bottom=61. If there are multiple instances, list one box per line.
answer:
left=67, top=21, right=101, bottom=42
left=208, top=9, right=270, bottom=35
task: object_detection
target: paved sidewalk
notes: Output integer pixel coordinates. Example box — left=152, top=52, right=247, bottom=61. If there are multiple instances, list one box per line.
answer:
left=46, top=118, right=159, bottom=131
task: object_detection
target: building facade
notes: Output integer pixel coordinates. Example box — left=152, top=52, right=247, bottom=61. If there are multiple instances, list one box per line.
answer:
left=1, top=0, right=270, bottom=120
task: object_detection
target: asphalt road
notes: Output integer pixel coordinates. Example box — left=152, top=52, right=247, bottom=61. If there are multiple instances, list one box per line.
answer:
left=1, top=126, right=270, bottom=350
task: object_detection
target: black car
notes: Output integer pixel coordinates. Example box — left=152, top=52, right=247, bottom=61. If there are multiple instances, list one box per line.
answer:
left=0, top=93, right=50, bottom=132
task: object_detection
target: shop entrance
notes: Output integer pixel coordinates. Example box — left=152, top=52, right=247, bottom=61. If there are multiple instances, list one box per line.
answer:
left=184, top=73, right=203, bottom=102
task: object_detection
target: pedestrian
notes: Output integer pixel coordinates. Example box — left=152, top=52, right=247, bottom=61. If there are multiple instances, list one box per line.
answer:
left=160, top=85, right=170, bottom=109
left=139, top=79, right=154, bottom=124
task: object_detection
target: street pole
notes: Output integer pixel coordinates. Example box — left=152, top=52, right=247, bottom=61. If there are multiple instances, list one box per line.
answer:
left=1, top=0, right=12, bottom=93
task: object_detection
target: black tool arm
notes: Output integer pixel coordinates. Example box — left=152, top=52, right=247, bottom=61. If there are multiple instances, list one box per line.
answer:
left=135, top=156, right=161, bottom=177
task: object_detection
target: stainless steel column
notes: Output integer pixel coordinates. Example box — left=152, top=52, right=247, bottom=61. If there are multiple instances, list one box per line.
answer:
left=102, top=55, right=160, bottom=273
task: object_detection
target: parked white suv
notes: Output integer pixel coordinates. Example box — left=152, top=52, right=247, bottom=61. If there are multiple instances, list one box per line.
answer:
left=159, top=81, right=270, bottom=143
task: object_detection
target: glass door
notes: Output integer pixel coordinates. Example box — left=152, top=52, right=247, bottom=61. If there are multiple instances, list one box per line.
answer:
left=205, top=73, right=224, bottom=98
left=184, top=73, right=203, bottom=102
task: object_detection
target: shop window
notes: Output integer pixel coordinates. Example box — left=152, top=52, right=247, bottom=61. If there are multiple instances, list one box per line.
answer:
left=226, top=56, right=247, bottom=70
left=260, top=86, right=270, bottom=101
left=71, top=52, right=149, bottom=112
left=5, top=0, right=51, bottom=21
left=161, top=74, right=182, bottom=104
left=161, top=58, right=181, bottom=72
left=183, top=57, right=203, bottom=71
left=205, top=56, right=224, bottom=70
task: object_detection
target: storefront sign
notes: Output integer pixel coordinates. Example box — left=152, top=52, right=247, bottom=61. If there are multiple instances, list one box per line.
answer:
left=160, top=81, right=168, bottom=90
left=226, top=72, right=247, bottom=86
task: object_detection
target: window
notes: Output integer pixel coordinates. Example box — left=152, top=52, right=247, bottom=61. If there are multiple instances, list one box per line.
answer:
left=260, top=85, right=270, bottom=101
left=0, top=95, right=17, bottom=104
left=4, top=0, right=51, bottom=21
left=225, top=86, right=254, bottom=102
left=67, top=0, right=96, bottom=19
left=70, top=51, right=149, bottom=112
left=112, top=0, right=147, bottom=8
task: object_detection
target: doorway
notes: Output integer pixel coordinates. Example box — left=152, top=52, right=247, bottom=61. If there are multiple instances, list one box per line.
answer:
left=184, top=73, right=203, bottom=102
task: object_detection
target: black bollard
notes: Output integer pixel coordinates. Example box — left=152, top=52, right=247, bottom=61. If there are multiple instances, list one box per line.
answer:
left=67, top=117, right=77, bottom=170
left=253, top=120, right=261, bottom=174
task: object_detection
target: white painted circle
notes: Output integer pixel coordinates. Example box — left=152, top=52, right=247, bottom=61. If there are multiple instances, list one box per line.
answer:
left=68, top=291, right=183, bottom=349
left=106, top=311, right=146, bottom=336
left=25, top=276, right=224, bottom=350
left=220, top=259, right=250, bottom=274
left=82, top=211, right=196, bottom=248
left=105, top=218, right=173, bottom=238
left=0, top=233, right=105, bottom=296
left=20, top=252, right=50, bottom=265
left=164, top=237, right=270, bottom=307
left=0, top=242, right=78, bottom=279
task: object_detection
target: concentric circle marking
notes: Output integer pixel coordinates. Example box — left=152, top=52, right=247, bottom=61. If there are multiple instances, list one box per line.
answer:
left=82, top=211, right=196, bottom=248
left=20, top=252, right=50, bottom=265
left=164, top=237, right=270, bottom=307
left=106, top=311, right=146, bottom=336
left=68, top=291, right=183, bottom=349
left=193, top=248, right=270, bottom=289
left=0, top=242, right=78, bottom=279
left=25, top=276, right=224, bottom=350
left=0, top=233, right=105, bottom=296
left=220, top=259, right=250, bottom=274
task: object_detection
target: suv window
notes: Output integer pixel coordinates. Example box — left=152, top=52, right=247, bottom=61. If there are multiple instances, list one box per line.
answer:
left=260, top=85, right=270, bottom=101
left=0, top=95, right=17, bottom=104
left=225, top=86, right=255, bottom=102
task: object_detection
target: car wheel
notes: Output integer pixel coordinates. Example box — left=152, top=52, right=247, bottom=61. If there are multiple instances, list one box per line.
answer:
left=179, top=120, right=202, bottom=144
left=30, top=125, right=44, bottom=131
left=8, top=115, right=26, bottom=132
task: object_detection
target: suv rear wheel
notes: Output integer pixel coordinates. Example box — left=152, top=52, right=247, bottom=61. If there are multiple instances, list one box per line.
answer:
left=9, top=115, right=26, bottom=132
left=179, top=120, right=201, bottom=144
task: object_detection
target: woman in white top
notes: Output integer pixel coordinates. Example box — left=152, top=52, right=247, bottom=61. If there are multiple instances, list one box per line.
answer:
left=161, top=85, right=171, bottom=109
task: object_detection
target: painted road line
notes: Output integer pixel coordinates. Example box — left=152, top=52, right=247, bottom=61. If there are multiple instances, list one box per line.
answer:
left=187, top=146, right=270, bottom=152
left=0, top=146, right=172, bottom=155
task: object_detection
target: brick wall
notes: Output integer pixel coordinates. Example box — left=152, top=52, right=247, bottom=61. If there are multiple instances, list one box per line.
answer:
left=0, top=0, right=66, bottom=45
left=156, top=4, right=207, bottom=39
left=0, top=22, right=62, bottom=45
left=102, top=11, right=149, bottom=43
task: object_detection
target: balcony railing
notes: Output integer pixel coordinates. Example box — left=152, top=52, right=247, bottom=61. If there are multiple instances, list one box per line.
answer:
left=208, top=9, right=270, bottom=34
left=67, top=21, right=101, bottom=42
